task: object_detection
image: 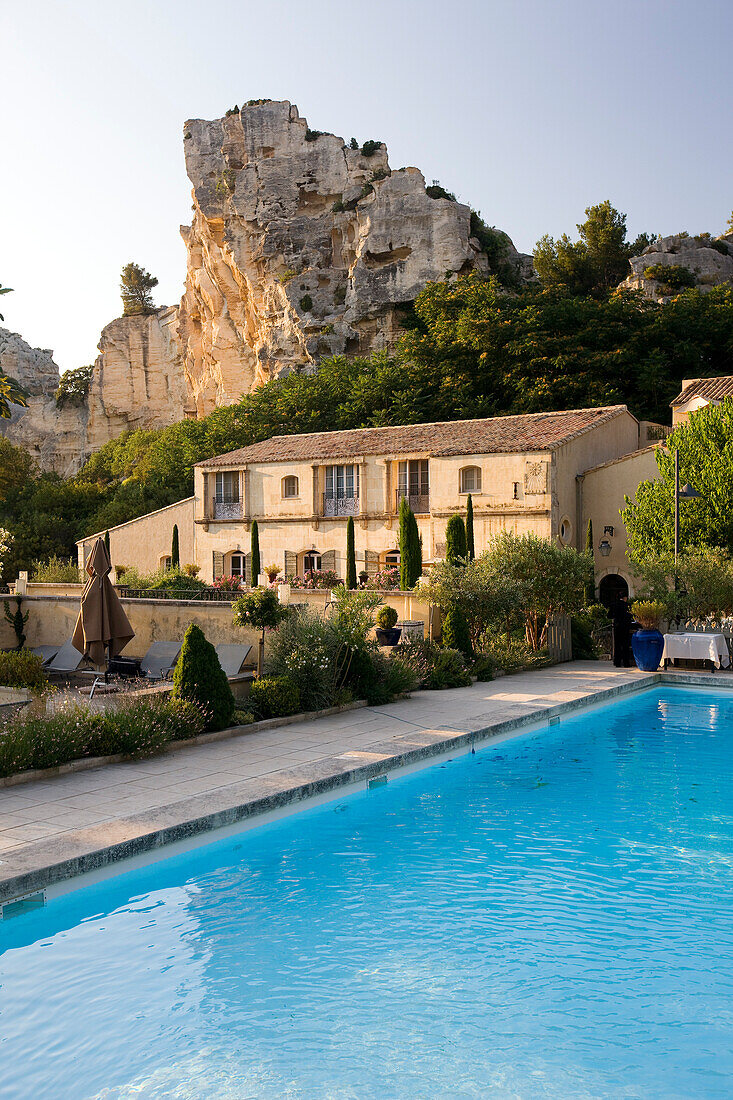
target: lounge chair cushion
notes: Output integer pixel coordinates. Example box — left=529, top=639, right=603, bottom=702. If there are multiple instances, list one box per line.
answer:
left=215, top=644, right=253, bottom=677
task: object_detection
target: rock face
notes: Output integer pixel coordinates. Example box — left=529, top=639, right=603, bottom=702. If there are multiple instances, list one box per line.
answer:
left=622, top=233, right=733, bottom=300
left=0, top=328, right=87, bottom=476
left=86, top=308, right=188, bottom=453
left=4, top=99, right=531, bottom=468
left=177, top=100, right=530, bottom=413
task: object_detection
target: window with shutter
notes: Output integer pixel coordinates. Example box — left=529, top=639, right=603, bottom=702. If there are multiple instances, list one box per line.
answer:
left=213, top=551, right=224, bottom=580
left=365, top=549, right=380, bottom=576
left=321, top=550, right=337, bottom=573
left=284, top=550, right=298, bottom=578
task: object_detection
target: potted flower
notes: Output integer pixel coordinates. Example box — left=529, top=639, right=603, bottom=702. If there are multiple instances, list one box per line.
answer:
left=264, top=563, right=281, bottom=584
left=375, top=605, right=402, bottom=646
left=630, top=599, right=665, bottom=671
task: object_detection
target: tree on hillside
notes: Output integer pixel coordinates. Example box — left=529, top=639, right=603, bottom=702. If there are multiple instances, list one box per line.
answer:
left=0, top=374, right=27, bottom=420
left=120, top=262, right=158, bottom=316
left=534, top=201, right=654, bottom=294
left=623, top=397, right=733, bottom=557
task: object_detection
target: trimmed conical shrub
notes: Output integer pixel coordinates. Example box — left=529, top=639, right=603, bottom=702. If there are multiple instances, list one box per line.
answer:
left=441, top=607, right=473, bottom=660
left=172, top=623, right=235, bottom=731
left=399, top=497, right=421, bottom=590
left=346, top=516, right=357, bottom=589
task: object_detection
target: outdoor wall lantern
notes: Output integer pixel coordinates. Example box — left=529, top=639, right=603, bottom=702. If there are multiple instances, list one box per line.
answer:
left=603, top=525, right=614, bottom=536
left=599, top=538, right=612, bottom=557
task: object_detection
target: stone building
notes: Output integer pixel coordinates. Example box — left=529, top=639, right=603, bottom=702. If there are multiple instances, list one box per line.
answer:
left=78, top=405, right=662, bottom=599
left=671, top=375, right=733, bottom=426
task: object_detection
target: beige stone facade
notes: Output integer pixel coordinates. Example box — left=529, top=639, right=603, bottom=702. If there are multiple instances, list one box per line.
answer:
left=77, top=407, right=661, bottom=591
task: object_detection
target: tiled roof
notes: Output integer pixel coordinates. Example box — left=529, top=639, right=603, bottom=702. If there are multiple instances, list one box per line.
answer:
left=196, top=406, right=630, bottom=467
left=671, top=376, right=733, bottom=407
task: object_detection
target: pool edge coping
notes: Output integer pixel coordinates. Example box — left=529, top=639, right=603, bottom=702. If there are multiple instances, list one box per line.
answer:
left=0, top=670, right=728, bottom=907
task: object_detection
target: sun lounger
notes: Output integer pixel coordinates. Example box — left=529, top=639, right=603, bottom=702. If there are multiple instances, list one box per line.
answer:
left=31, top=644, right=61, bottom=666
left=214, top=644, right=253, bottom=677
left=46, top=638, right=90, bottom=676
left=139, top=641, right=181, bottom=681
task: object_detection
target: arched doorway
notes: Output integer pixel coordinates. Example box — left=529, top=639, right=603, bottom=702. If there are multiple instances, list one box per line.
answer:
left=599, top=573, right=629, bottom=613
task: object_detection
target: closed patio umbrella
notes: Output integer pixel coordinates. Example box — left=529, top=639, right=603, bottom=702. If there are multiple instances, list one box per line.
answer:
left=72, top=538, right=134, bottom=668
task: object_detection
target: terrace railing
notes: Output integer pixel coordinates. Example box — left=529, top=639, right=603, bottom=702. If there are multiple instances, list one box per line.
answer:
left=116, top=586, right=239, bottom=602
left=212, top=500, right=243, bottom=521
left=395, top=490, right=430, bottom=514
left=323, top=494, right=359, bottom=517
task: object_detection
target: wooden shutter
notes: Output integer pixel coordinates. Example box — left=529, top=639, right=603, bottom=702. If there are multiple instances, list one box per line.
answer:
left=213, top=551, right=224, bottom=580
left=245, top=552, right=252, bottom=586
left=321, top=549, right=337, bottom=573
left=284, top=550, right=298, bottom=578
left=365, top=549, right=380, bottom=577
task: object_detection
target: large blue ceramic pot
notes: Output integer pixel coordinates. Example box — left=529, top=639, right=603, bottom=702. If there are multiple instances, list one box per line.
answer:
left=631, top=628, right=664, bottom=671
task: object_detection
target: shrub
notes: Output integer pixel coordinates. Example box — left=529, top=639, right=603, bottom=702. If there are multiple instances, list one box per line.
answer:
left=441, top=607, right=473, bottom=659
left=426, top=183, right=456, bottom=202
left=472, top=653, right=496, bottom=681
left=349, top=137, right=359, bottom=150
left=183, top=563, right=201, bottom=577
left=299, top=294, right=313, bottom=312
left=0, top=649, right=47, bottom=692
left=371, top=167, right=389, bottom=182
left=212, top=575, right=244, bottom=592
left=631, top=599, right=665, bottom=629
left=479, top=635, right=553, bottom=675
left=361, top=140, right=380, bottom=157
left=225, top=105, right=239, bottom=117
left=148, top=569, right=208, bottom=596
left=289, top=569, right=342, bottom=589
left=55, top=364, right=93, bottom=407
left=305, top=128, right=323, bottom=142
left=233, top=586, right=291, bottom=674
left=376, top=605, right=398, bottom=629
left=384, top=655, right=418, bottom=696
left=368, top=565, right=401, bottom=590
left=278, top=268, right=298, bottom=284
left=643, top=263, right=696, bottom=291
left=248, top=675, right=301, bottom=719
left=394, top=638, right=471, bottom=690
left=264, top=563, right=281, bottom=582
left=31, top=556, right=81, bottom=582
left=172, top=623, right=235, bottom=731
left=445, top=514, right=467, bottom=564
left=332, top=199, right=345, bottom=213
left=264, top=607, right=340, bottom=712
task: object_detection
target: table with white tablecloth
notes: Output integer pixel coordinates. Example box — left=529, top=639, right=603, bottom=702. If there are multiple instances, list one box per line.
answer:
left=661, top=632, right=730, bottom=670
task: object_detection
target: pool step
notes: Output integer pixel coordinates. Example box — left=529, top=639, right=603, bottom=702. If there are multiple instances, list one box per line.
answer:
left=1, top=890, right=46, bottom=920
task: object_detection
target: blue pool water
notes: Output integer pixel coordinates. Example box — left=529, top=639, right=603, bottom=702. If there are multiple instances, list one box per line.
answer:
left=2, top=687, right=733, bottom=1098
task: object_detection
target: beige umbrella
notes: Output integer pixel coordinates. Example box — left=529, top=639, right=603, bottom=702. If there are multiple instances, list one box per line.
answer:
left=72, top=538, right=134, bottom=668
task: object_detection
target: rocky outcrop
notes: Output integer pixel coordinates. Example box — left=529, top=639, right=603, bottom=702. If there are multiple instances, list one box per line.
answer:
left=0, top=328, right=87, bottom=475
left=86, top=308, right=188, bottom=452
left=4, top=99, right=531, bottom=468
left=622, top=233, right=733, bottom=300
left=177, top=100, right=531, bottom=413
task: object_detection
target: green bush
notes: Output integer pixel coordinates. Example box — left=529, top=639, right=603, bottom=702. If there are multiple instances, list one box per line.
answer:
left=264, top=607, right=340, bottom=712
left=361, top=140, right=380, bottom=157
left=394, top=638, right=471, bottom=690
left=30, top=556, right=81, bottom=582
left=299, top=294, right=313, bottom=312
left=643, top=263, right=696, bottom=291
left=248, top=675, right=301, bottom=719
left=0, top=649, right=47, bottom=692
left=426, top=183, right=456, bottom=202
left=0, top=696, right=204, bottom=779
left=441, top=607, right=472, bottom=659
left=148, top=568, right=208, bottom=595
left=479, top=635, right=553, bottom=675
left=472, top=653, right=496, bottom=681
left=172, top=623, right=235, bottom=731
left=376, top=605, right=398, bottom=629
left=305, top=128, right=323, bottom=142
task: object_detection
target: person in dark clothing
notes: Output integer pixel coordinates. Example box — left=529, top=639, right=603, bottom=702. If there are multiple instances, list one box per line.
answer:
left=612, top=595, right=634, bottom=667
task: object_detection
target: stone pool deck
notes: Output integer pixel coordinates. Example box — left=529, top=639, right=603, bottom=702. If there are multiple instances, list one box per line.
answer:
left=1, top=661, right=730, bottom=906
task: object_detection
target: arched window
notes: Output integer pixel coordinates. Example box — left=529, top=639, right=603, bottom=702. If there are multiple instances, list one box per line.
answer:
left=385, top=550, right=400, bottom=565
left=459, top=466, right=481, bottom=493
left=230, top=553, right=246, bottom=579
left=559, top=517, right=572, bottom=544
left=282, top=475, right=299, bottom=499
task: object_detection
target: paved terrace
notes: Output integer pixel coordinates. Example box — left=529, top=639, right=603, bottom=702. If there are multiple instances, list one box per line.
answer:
left=0, top=662, right=727, bottom=905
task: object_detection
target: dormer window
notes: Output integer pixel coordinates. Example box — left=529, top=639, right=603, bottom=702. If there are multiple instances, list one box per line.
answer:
left=459, top=466, right=481, bottom=493
left=282, top=475, right=299, bottom=498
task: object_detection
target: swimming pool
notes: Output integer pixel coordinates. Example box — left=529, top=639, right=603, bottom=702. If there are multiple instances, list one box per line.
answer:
left=2, top=685, right=733, bottom=1098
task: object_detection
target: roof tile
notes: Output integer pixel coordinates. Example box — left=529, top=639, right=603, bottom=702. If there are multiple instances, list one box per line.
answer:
left=196, top=407, right=630, bottom=468
left=671, top=376, right=733, bottom=407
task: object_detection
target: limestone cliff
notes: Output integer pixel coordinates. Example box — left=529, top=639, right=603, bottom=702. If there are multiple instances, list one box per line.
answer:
left=0, top=328, right=86, bottom=476
left=622, top=232, right=733, bottom=300
left=177, top=100, right=531, bottom=414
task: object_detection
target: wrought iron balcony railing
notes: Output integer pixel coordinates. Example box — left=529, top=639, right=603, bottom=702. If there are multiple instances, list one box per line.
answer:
left=395, top=490, right=430, bottom=514
left=213, top=500, right=243, bottom=520
left=323, top=494, right=359, bottom=517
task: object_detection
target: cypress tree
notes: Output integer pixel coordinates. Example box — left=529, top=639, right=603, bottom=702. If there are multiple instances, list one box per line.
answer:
left=250, top=520, right=261, bottom=585
left=172, top=623, right=234, bottom=731
left=585, top=517, right=595, bottom=604
left=171, top=524, right=180, bottom=568
left=346, top=516, right=357, bottom=589
left=466, top=494, right=475, bottom=561
left=104, top=530, right=110, bottom=557
left=445, top=514, right=467, bottom=564
left=442, top=607, right=473, bottom=659
left=399, top=498, right=421, bottom=590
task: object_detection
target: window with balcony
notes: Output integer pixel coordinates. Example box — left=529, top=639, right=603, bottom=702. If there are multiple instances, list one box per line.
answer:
left=324, top=464, right=359, bottom=516
left=282, top=475, right=299, bottom=499
left=213, top=471, right=242, bottom=520
left=459, top=466, right=481, bottom=493
left=397, top=459, right=429, bottom=512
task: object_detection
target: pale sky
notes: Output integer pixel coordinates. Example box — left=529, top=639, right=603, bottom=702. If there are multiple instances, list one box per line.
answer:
left=3, top=0, right=732, bottom=373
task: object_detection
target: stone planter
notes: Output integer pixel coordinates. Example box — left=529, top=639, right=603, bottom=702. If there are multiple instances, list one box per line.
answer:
left=375, top=626, right=402, bottom=646
left=632, top=628, right=664, bottom=672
